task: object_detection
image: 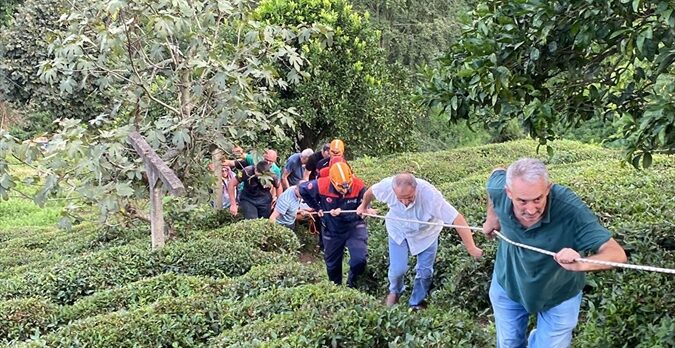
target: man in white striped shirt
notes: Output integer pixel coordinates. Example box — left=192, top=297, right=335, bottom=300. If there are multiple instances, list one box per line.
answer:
left=357, top=173, right=482, bottom=309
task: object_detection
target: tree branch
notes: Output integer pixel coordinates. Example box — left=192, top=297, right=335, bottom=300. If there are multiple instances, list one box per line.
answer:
left=121, top=11, right=181, bottom=116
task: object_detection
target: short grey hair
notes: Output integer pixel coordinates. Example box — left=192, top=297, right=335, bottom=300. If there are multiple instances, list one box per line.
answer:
left=506, top=158, right=550, bottom=187
left=392, top=173, right=417, bottom=190
left=301, top=148, right=314, bottom=157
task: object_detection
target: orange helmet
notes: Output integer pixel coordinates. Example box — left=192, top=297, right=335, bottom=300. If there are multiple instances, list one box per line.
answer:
left=329, top=162, right=353, bottom=194
left=329, top=139, right=344, bottom=157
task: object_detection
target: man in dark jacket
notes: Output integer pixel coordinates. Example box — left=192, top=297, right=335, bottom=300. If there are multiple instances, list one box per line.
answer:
left=228, top=161, right=282, bottom=219
left=299, top=162, right=371, bottom=287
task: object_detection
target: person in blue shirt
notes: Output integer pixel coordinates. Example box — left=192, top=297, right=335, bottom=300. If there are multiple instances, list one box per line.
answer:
left=482, top=158, right=626, bottom=348
left=299, top=162, right=374, bottom=287
left=282, top=148, right=313, bottom=189
left=269, top=185, right=312, bottom=230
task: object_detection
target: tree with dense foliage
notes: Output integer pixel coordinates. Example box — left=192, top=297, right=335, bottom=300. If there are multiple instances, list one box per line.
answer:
left=422, top=0, right=675, bottom=166
left=350, top=0, right=469, bottom=67
left=0, top=0, right=111, bottom=137
left=255, top=0, right=418, bottom=156
left=0, top=0, right=328, bottom=227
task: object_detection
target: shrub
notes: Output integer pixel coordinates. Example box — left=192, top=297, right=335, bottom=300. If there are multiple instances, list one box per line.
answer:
left=212, top=283, right=492, bottom=347
left=167, top=203, right=241, bottom=233
left=157, top=238, right=292, bottom=278
left=223, top=261, right=325, bottom=300
left=0, top=297, right=59, bottom=343
left=351, top=139, right=619, bottom=186
left=232, top=282, right=376, bottom=324
left=0, top=238, right=290, bottom=305
left=212, top=282, right=382, bottom=346
left=199, top=219, right=301, bottom=254
left=0, top=223, right=147, bottom=276
left=23, top=295, right=234, bottom=347
left=60, top=273, right=224, bottom=323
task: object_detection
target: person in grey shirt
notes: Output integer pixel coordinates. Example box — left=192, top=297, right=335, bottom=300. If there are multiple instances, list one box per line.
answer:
left=357, top=173, right=483, bottom=309
left=269, top=185, right=312, bottom=230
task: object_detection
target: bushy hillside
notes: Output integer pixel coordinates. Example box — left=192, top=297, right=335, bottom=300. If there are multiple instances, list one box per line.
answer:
left=0, top=140, right=673, bottom=347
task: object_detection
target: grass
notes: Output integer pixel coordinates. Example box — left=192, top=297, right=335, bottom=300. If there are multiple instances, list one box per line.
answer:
left=0, top=198, right=61, bottom=229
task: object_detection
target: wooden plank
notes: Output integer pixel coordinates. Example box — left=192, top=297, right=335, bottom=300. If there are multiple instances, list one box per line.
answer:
left=128, top=131, right=185, bottom=196
left=148, top=173, right=165, bottom=250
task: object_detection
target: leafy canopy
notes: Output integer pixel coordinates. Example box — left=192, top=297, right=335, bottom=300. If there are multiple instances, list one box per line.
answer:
left=255, top=0, right=418, bottom=156
left=0, top=0, right=330, bottom=227
left=422, top=0, right=675, bottom=166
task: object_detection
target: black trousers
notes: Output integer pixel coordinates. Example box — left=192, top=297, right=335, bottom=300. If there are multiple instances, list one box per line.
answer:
left=239, top=199, right=272, bottom=219
left=322, top=224, right=368, bottom=288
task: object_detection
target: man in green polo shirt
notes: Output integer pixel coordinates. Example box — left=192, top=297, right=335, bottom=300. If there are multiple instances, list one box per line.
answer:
left=482, top=158, right=626, bottom=348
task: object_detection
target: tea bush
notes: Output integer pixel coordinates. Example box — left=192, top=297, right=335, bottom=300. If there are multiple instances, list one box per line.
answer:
left=60, top=273, right=224, bottom=323
left=167, top=204, right=240, bottom=234
left=197, top=219, right=302, bottom=254
left=223, top=261, right=325, bottom=300
left=0, top=224, right=148, bottom=277
left=22, top=295, right=234, bottom=347
left=0, top=238, right=290, bottom=305
left=0, top=297, right=59, bottom=343
left=351, top=139, right=619, bottom=186
left=213, top=283, right=493, bottom=347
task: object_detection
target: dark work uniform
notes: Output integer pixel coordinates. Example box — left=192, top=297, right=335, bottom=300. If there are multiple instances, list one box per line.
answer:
left=237, top=165, right=280, bottom=219
left=299, top=177, right=368, bottom=287
left=305, top=151, right=326, bottom=180
left=316, top=156, right=330, bottom=175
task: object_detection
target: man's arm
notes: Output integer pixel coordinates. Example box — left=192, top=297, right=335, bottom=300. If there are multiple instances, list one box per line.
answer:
left=281, top=168, right=291, bottom=190
left=452, top=214, right=483, bottom=259
left=554, top=238, right=627, bottom=272
left=269, top=209, right=281, bottom=224
left=356, top=187, right=375, bottom=216
left=275, top=183, right=283, bottom=199
left=482, top=197, right=501, bottom=239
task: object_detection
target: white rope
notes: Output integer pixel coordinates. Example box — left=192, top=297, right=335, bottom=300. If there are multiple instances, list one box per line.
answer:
left=312, top=209, right=675, bottom=275
left=493, top=231, right=675, bottom=274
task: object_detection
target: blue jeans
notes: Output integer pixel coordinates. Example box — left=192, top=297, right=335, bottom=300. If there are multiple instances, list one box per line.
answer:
left=388, top=237, right=438, bottom=306
left=488, top=274, right=582, bottom=348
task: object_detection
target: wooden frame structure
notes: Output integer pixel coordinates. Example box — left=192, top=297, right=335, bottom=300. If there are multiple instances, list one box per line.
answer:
left=128, top=131, right=185, bottom=250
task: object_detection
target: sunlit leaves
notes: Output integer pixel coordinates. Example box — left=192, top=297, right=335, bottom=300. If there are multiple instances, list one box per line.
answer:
left=423, top=0, right=675, bottom=166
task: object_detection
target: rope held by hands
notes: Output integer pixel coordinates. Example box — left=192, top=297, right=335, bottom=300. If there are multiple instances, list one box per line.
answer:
left=312, top=209, right=675, bottom=275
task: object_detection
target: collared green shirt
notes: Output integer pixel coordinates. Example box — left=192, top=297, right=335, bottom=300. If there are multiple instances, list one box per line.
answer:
left=487, top=170, right=610, bottom=313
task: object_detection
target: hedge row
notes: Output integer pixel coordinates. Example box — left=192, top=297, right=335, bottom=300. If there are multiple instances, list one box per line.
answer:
left=0, top=224, right=149, bottom=277
left=5, top=262, right=323, bottom=345
left=0, top=238, right=291, bottom=305
left=1, top=261, right=324, bottom=344
left=212, top=282, right=493, bottom=347
left=59, top=272, right=225, bottom=323
left=0, top=298, right=59, bottom=343
left=351, top=139, right=620, bottom=186
left=196, top=218, right=302, bottom=254
left=20, top=295, right=233, bottom=347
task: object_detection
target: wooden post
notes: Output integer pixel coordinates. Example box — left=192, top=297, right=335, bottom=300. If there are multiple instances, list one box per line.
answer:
left=212, top=148, right=224, bottom=210
left=128, top=131, right=185, bottom=250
